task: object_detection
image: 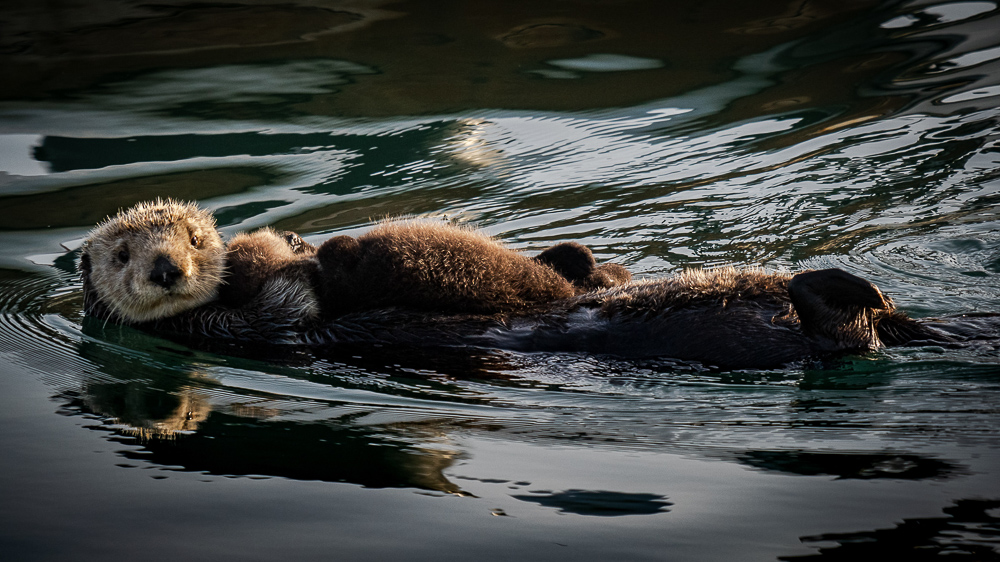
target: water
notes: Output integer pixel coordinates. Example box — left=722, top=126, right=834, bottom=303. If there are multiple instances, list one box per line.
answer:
left=2, top=1, right=999, bottom=560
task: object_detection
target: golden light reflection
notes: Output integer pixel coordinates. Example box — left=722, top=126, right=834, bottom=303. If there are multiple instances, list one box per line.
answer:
left=445, top=119, right=509, bottom=170
left=86, top=383, right=212, bottom=441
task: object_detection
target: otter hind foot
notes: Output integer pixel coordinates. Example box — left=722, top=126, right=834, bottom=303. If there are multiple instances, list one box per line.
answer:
left=788, top=268, right=891, bottom=350
left=789, top=268, right=889, bottom=313
left=281, top=231, right=315, bottom=254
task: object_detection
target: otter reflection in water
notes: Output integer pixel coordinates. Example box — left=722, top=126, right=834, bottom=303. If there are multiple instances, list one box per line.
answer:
left=71, top=338, right=466, bottom=492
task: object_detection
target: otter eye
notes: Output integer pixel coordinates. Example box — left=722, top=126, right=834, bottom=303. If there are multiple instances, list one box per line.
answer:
left=190, top=234, right=200, bottom=248
left=117, top=248, right=130, bottom=264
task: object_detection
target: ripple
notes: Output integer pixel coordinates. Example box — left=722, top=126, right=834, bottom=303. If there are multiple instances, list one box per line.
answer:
left=1, top=0, right=998, bottom=472
left=0, top=271, right=97, bottom=390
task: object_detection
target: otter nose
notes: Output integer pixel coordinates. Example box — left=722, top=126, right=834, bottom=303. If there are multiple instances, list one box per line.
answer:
left=150, top=255, right=183, bottom=289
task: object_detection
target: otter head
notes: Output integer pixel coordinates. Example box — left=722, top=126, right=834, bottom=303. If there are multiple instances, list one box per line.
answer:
left=81, top=199, right=225, bottom=323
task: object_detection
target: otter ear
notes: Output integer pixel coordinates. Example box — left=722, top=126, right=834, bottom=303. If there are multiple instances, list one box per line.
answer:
left=789, top=268, right=889, bottom=325
left=79, top=249, right=92, bottom=275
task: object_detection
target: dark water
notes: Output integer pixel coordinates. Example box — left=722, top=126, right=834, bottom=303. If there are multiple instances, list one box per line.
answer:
left=2, top=1, right=1000, bottom=560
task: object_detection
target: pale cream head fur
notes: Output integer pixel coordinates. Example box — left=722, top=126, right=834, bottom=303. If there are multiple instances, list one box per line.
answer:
left=82, top=199, right=225, bottom=323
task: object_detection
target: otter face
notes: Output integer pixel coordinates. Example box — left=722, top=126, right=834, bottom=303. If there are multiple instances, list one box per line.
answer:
left=82, top=200, right=225, bottom=323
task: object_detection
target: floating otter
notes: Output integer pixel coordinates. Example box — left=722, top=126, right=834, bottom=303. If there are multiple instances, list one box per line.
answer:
left=126, top=260, right=985, bottom=370
left=217, top=227, right=321, bottom=314
left=298, top=267, right=993, bottom=369
left=81, top=199, right=630, bottom=328
left=472, top=267, right=905, bottom=369
left=314, top=222, right=630, bottom=316
left=82, top=201, right=989, bottom=369
left=221, top=221, right=630, bottom=316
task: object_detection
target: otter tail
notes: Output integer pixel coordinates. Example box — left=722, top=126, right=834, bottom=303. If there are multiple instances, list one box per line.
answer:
left=878, top=312, right=1000, bottom=347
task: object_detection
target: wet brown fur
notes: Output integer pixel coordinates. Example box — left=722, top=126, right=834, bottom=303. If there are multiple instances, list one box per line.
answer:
left=534, top=241, right=632, bottom=292
left=485, top=266, right=905, bottom=367
left=596, top=267, right=795, bottom=315
left=316, top=221, right=591, bottom=316
left=83, top=202, right=961, bottom=369
left=591, top=267, right=895, bottom=353
left=224, top=222, right=629, bottom=317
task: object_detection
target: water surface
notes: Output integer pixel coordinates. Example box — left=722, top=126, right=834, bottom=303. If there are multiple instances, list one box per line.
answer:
left=1, top=1, right=999, bottom=560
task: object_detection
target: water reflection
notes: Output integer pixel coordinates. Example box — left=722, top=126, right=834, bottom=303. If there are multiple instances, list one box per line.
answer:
left=69, top=337, right=467, bottom=492
left=513, top=490, right=672, bottom=516
left=10, top=96, right=997, bottom=274
left=86, top=60, right=376, bottom=120
left=2, top=0, right=1000, bottom=559
left=77, top=368, right=213, bottom=439
left=106, top=410, right=464, bottom=492
left=738, top=450, right=960, bottom=480
left=780, top=499, right=1000, bottom=561
left=1, top=0, right=892, bottom=114
left=881, top=1, right=996, bottom=29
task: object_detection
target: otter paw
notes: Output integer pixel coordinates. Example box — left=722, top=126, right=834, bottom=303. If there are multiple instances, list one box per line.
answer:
left=280, top=231, right=315, bottom=254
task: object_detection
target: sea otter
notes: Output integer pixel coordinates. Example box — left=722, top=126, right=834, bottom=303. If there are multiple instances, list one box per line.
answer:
left=81, top=199, right=629, bottom=327
left=216, top=227, right=321, bottom=313
left=128, top=258, right=984, bottom=370
left=82, top=200, right=990, bottom=369
left=472, top=267, right=908, bottom=369
left=296, top=267, right=990, bottom=369
left=221, top=221, right=630, bottom=316
left=314, top=222, right=630, bottom=316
